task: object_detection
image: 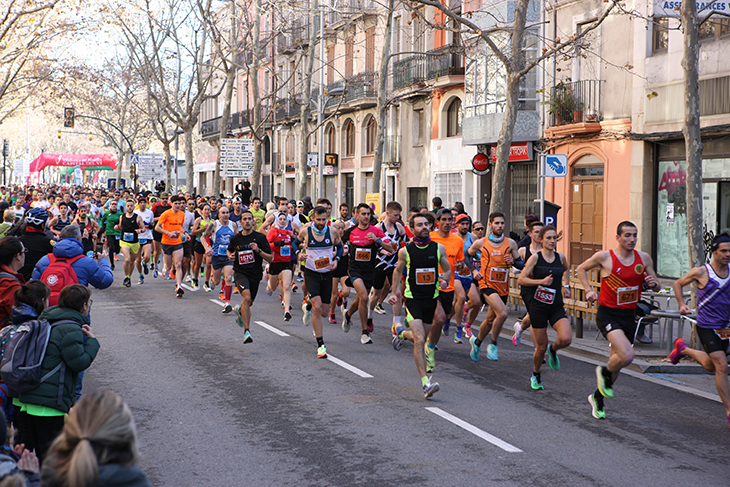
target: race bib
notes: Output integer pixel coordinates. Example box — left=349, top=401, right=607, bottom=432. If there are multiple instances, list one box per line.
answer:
left=458, top=266, right=471, bottom=277
left=415, top=267, right=436, bottom=285
left=489, top=267, right=508, bottom=283
left=534, top=285, right=556, bottom=305
left=123, top=232, right=134, bottom=242
left=139, top=238, right=148, bottom=245
left=115, top=235, right=121, bottom=240
left=617, top=286, right=639, bottom=306
left=355, top=248, right=372, bottom=262
left=715, top=328, right=730, bottom=339
left=217, top=245, right=228, bottom=256
left=280, top=245, right=291, bottom=257
left=238, top=250, right=255, bottom=265
left=314, top=256, right=330, bottom=270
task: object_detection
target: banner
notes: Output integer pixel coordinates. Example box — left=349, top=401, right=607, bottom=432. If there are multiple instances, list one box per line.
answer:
left=653, top=1, right=730, bottom=17
left=29, top=153, right=117, bottom=173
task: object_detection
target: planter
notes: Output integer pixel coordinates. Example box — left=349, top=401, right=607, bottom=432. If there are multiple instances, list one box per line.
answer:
left=573, top=110, right=583, bottom=123
left=586, top=113, right=597, bottom=121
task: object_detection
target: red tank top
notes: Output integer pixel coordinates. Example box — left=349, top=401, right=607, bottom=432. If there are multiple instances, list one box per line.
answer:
left=598, top=249, right=645, bottom=309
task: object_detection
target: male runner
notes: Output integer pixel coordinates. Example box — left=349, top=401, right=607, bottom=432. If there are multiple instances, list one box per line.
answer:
left=297, top=205, right=343, bottom=358
left=228, top=210, right=272, bottom=344
left=390, top=212, right=451, bottom=399
left=467, top=212, right=522, bottom=362
left=72, top=204, right=100, bottom=255
left=259, top=197, right=301, bottom=235
left=463, top=221, right=486, bottom=338
left=343, top=203, right=393, bottom=344
left=151, top=193, right=172, bottom=277
left=577, top=220, right=660, bottom=420
left=101, top=200, right=122, bottom=270
left=114, top=197, right=143, bottom=287
left=202, top=205, right=240, bottom=313
left=671, top=233, right=730, bottom=426
left=155, top=195, right=187, bottom=298
left=513, top=220, right=543, bottom=346
left=134, top=196, right=154, bottom=284
left=453, top=213, right=481, bottom=343
left=181, top=199, right=197, bottom=282
left=249, top=197, right=265, bottom=230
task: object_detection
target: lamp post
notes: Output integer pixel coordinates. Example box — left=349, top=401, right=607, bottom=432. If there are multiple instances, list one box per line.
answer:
left=317, top=3, right=325, bottom=199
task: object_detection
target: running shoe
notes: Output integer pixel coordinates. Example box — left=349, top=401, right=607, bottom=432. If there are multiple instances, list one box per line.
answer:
left=153, top=267, right=159, bottom=278
left=588, top=393, right=605, bottom=420
left=530, top=374, right=544, bottom=390
left=185, top=274, right=192, bottom=283
left=512, top=321, right=524, bottom=346
left=219, top=290, right=225, bottom=301
left=317, top=345, right=327, bottom=359
left=234, top=305, right=244, bottom=327
left=366, top=318, right=374, bottom=333
left=487, top=343, right=498, bottom=361
left=284, top=311, right=292, bottom=322
left=266, top=285, right=273, bottom=296
left=234, top=287, right=239, bottom=294
left=424, top=343, right=435, bottom=373
left=302, top=300, right=312, bottom=327
left=143, top=262, right=149, bottom=275
left=176, top=286, right=184, bottom=299
left=392, top=324, right=405, bottom=351
left=342, top=312, right=351, bottom=333
left=171, top=268, right=176, bottom=279
left=200, top=269, right=205, bottom=278
left=374, top=304, right=386, bottom=315
left=547, top=343, right=560, bottom=370
left=442, top=320, right=450, bottom=336
left=423, top=380, right=440, bottom=399
left=329, top=314, right=337, bottom=324
left=243, top=329, right=253, bottom=344
left=297, top=275, right=304, bottom=282
left=454, top=326, right=463, bottom=344
left=123, top=277, right=131, bottom=287
left=465, top=324, right=473, bottom=338
left=469, top=336, right=480, bottom=362
left=203, top=282, right=211, bottom=292
left=360, top=333, right=373, bottom=344
left=292, top=283, right=298, bottom=293
left=192, top=278, right=198, bottom=290
left=595, top=366, right=614, bottom=398
left=670, top=338, right=687, bottom=364
left=114, top=254, right=119, bottom=261
left=222, top=303, right=233, bottom=314
left=138, top=275, right=144, bottom=285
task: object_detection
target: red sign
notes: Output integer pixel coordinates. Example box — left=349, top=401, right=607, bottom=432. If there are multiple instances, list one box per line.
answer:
left=29, top=153, right=118, bottom=172
left=489, top=142, right=533, bottom=163
left=472, top=152, right=490, bottom=176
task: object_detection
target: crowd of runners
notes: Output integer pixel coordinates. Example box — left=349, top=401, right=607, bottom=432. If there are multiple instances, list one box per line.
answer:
left=0, top=183, right=729, bottom=428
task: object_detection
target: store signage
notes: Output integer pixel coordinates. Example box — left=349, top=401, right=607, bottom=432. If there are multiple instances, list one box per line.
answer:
left=489, top=142, right=533, bottom=163
left=471, top=152, right=490, bottom=176
left=653, top=1, right=729, bottom=17
left=325, top=153, right=338, bottom=165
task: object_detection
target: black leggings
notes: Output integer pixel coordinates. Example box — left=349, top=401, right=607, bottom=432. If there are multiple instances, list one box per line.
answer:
left=26, top=414, right=65, bottom=464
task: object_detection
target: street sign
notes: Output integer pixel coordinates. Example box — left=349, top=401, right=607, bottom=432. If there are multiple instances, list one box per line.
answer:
left=220, top=138, right=254, bottom=178
left=307, top=152, right=319, bottom=167
left=544, top=154, right=568, bottom=177
left=136, top=153, right=166, bottom=181
left=471, top=152, right=490, bottom=176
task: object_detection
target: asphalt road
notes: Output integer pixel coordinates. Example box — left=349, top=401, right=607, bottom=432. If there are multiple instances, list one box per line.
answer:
left=83, top=265, right=730, bottom=487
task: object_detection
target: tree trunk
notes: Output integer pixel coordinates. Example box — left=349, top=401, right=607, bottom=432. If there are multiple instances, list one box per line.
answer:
left=163, top=142, right=172, bottom=191
left=489, top=0, right=528, bottom=214
left=184, top=129, right=194, bottom=193
left=373, top=0, right=394, bottom=202
left=251, top=0, right=263, bottom=197
left=681, top=0, right=704, bottom=304
left=297, top=1, right=319, bottom=200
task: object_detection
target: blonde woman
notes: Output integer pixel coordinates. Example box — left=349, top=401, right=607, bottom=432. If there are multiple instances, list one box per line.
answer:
left=41, top=390, right=151, bottom=487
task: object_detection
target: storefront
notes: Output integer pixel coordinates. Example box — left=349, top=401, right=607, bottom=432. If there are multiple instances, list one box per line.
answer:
left=655, top=137, right=730, bottom=278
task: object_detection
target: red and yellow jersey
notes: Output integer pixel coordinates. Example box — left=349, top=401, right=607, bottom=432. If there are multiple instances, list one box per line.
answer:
left=599, top=250, right=645, bottom=309
left=430, top=231, right=464, bottom=293
left=479, top=239, right=511, bottom=296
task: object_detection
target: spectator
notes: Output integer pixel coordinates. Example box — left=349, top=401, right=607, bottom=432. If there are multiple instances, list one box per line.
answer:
left=41, top=390, right=151, bottom=487
left=0, top=409, right=40, bottom=487
left=18, top=285, right=99, bottom=463
left=431, top=196, right=443, bottom=212
left=15, top=209, right=54, bottom=282
left=0, top=237, right=26, bottom=328
left=236, top=180, right=252, bottom=206
left=32, top=225, right=113, bottom=290
left=517, top=214, right=540, bottom=249
left=0, top=210, right=14, bottom=238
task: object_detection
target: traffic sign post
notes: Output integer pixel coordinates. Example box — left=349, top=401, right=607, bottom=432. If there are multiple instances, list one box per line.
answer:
left=220, top=139, right=254, bottom=178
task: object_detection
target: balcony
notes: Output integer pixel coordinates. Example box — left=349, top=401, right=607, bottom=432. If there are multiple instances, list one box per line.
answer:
left=383, top=135, right=401, bottom=167
left=426, top=43, right=464, bottom=80
left=345, top=72, right=377, bottom=104
left=392, top=55, right=427, bottom=90
left=273, top=97, right=303, bottom=121
left=547, top=79, right=603, bottom=126
left=200, top=115, right=233, bottom=140
left=325, top=80, right=346, bottom=109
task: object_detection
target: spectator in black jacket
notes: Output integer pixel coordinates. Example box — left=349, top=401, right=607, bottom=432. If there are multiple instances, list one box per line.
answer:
left=13, top=208, right=54, bottom=282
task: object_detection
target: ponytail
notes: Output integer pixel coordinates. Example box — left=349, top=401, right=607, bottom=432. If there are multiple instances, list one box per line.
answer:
left=66, top=438, right=98, bottom=487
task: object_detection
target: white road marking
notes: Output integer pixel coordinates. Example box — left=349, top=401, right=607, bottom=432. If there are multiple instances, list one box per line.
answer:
left=181, top=283, right=196, bottom=292
left=326, top=355, right=373, bottom=378
left=254, top=321, right=290, bottom=337
left=210, top=299, right=226, bottom=306
left=426, top=407, right=522, bottom=453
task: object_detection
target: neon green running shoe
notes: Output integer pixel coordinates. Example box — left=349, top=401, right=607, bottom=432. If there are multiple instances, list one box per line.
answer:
left=547, top=344, right=560, bottom=370
left=530, top=374, right=544, bottom=390
left=588, top=393, right=606, bottom=419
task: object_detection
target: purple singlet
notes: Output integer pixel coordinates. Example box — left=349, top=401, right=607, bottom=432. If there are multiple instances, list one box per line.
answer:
left=697, top=263, right=730, bottom=329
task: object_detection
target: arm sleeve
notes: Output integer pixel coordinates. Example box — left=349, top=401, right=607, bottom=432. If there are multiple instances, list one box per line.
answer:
left=259, top=235, right=272, bottom=254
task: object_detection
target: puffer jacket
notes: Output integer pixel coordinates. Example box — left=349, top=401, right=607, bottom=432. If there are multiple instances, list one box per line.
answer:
left=32, top=238, right=113, bottom=289
left=18, top=306, right=100, bottom=413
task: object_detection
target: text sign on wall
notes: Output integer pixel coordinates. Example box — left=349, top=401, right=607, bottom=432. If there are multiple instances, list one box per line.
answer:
left=489, top=142, right=533, bottom=163
left=653, top=1, right=730, bottom=17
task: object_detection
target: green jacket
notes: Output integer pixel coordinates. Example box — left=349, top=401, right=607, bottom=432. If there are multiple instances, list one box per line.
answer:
left=19, top=306, right=100, bottom=413
left=102, top=208, right=122, bottom=236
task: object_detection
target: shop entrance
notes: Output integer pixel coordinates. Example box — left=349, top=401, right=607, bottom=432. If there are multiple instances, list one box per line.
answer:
left=570, top=156, right=605, bottom=267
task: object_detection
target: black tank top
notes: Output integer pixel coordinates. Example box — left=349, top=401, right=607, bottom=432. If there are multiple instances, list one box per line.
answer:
left=120, top=213, right=139, bottom=244
left=532, top=250, right=565, bottom=307
left=521, top=246, right=537, bottom=297
left=404, top=241, right=439, bottom=300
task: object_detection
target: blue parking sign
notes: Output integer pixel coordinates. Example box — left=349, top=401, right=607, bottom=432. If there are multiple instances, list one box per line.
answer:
left=544, top=154, right=568, bottom=177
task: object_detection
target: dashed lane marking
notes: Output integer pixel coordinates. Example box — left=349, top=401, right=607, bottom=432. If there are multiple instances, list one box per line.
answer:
left=426, top=407, right=522, bottom=453
left=210, top=299, right=226, bottom=306
left=181, top=283, right=196, bottom=292
left=254, top=321, right=290, bottom=337
left=326, top=355, right=373, bottom=378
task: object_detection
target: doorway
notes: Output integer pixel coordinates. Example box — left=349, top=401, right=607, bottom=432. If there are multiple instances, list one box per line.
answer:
left=570, top=158, right=604, bottom=267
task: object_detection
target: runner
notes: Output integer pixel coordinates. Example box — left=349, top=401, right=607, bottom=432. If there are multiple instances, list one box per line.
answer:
left=259, top=197, right=301, bottom=235
left=296, top=206, right=343, bottom=358
left=368, top=201, right=408, bottom=330
left=202, top=205, right=240, bottom=313
left=249, top=197, right=266, bottom=230
left=425, top=209, right=468, bottom=373
left=467, top=212, right=522, bottom=362
left=72, top=204, right=100, bottom=256
left=389, top=212, right=451, bottom=399
left=516, top=225, right=572, bottom=390
left=191, top=203, right=213, bottom=290
left=151, top=193, right=172, bottom=277
left=114, top=198, right=143, bottom=288
left=670, top=233, right=730, bottom=427
left=180, top=199, right=197, bottom=283
left=154, top=195, right=187, bottom=298
left=453, top=214, right=481, bottom=344
left=463, top=221, right=486, bottom=338
left=577, top=220, right=660, bottom=420
left=228, top=210, right=272, bottom=344
left=134, top=196, right=154, bottom=285
left=101, top=200, right=122, bottom=271
left=513, top=220, right=543, bottom=346
left=48, top=202, right=72, bottom=239
left=329, top=220, right=351, bottom=323
left=342, top=203, right=394, bottom=344
left=266, top=212, right=294, bottom=321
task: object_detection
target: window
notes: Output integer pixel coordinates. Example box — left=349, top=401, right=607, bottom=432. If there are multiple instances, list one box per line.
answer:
left=394, top=16, right=401, bottom=54
left=343, top=119, right=355, bottom=156
left=652, top=18, right=669, bottom=54
left=327, top=44, right=335, bottom=84
left=285, top=132, right=295, bottom=162
left=697, top=17, right=730, bottom=41
left=361, top=172, right=373, bottom=196
left=364, top=116, right=377, bottom=154
left=345, top=173, right=354, bottom=210
left=412, top=12, right=425, bottom=52
left=326, top=123, right=336, bottom=153
left=345, top=36, right=354, bottom=78
left=408, top=187, right=428, bottom=210
left=446, top=98, right=463, bottom=137
left=434, top=172, right=463, bottom=208
left=366, top=27, right=375, bottom=73
left=509, top=163, right=537, bottom=233
left=699, top=19, right=715, bottom=40
left=412, top=108, right=423, bottom=146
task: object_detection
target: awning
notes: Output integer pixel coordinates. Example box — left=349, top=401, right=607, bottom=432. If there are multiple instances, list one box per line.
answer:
left=29, top=153, right=118, bottom=173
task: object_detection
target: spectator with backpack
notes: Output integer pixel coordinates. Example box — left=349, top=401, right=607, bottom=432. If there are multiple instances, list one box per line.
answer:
left=0, top=237, right=26, bottom=328
left=15, top=284, right=99, bottom=463
left=32, top=225, right=113, bottom=303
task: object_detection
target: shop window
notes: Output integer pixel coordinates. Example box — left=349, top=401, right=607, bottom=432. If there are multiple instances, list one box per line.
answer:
left=446, top=98, right=463, bottom=137
left=652, top=18, right=669, bottom=54
left=408, top=187, right=428, bottom=210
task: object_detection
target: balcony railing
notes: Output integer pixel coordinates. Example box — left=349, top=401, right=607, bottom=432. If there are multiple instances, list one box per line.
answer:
left=427, top=43, right=465, bottom=79
left=345, top=72, right=377, bottom=102
left=547, top=79, right=603, bottom=126
left=200, top=115, right=233, bottom=138
left=325, top=80, right=346, bottom=108
left=392, top=55, right=427, bottom=90
left=273, top=97, right=303, bottom=121
left=383, top=135, right=401, bottom=166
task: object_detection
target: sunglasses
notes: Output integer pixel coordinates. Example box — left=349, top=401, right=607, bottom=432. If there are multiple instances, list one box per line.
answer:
left=474, top=227, right=485, bottom=231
